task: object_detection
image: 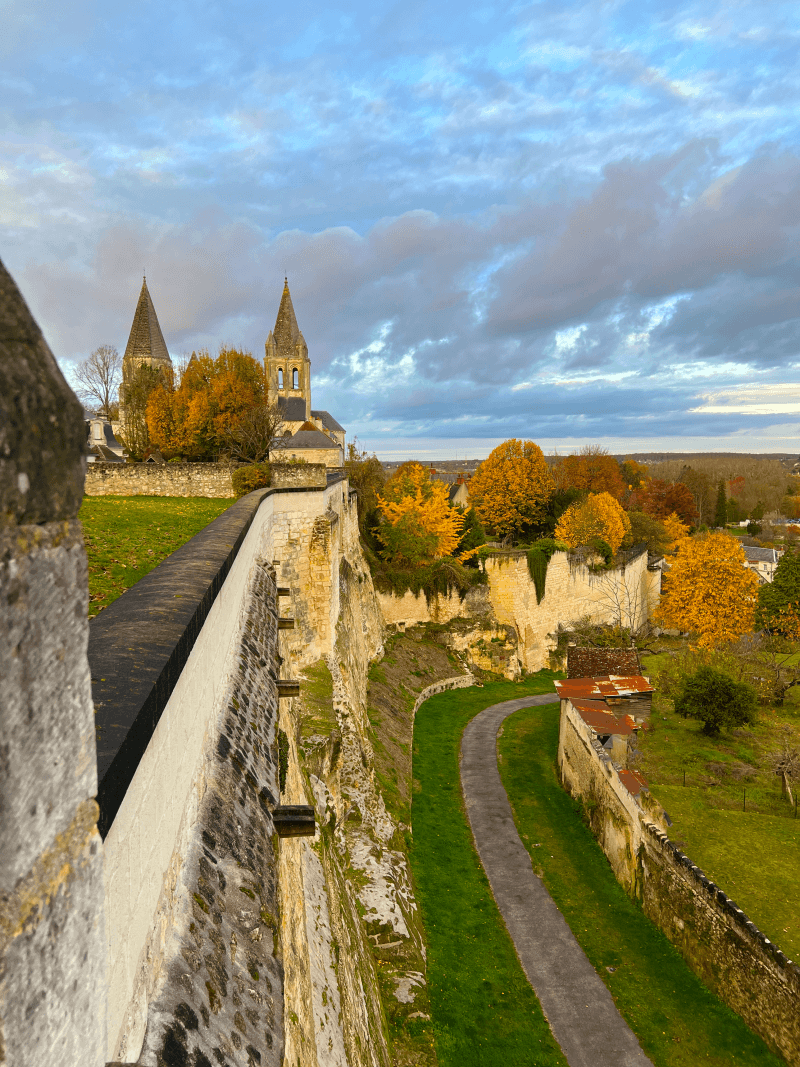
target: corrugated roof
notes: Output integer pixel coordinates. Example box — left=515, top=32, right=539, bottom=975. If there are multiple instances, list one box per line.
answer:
left=568, top=699, right=638, bottom=735
left=555, top=675, right=654, bottom=698
left=618, top=769, right=648, bottom=797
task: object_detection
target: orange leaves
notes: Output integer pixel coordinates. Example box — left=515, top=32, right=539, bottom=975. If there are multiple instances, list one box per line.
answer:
left=655, top=532, right=760, bottom=649
left=376, top=465, right=467, bottom=565
left=469, top=440, right=554, bottom=538
left=554, top=491, right=631, bottom=554
left=552, top=451, right=626, bottom=499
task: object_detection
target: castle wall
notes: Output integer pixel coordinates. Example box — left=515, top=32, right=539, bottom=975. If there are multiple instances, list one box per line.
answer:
left=558, top=701, right=800, bottom=1066
left=85, top=461, right=235, bottom=497
left=375, top=549, right=655, bottom=673
left=0, top=259, right=107, bottom=1067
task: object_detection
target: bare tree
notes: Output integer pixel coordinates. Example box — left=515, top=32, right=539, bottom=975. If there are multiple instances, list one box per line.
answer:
left=220, top=401, right=286, bottom=464
left=766, top=725, right=800, bottom=805
left=74, top=345, right=122, bottom=417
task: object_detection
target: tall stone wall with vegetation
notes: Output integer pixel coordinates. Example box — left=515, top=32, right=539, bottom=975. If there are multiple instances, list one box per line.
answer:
left=0, top=259, right=107, bottom=1066
left=85, top=461, right=234, bottom=497
left=558, top=699, right=800, bottom=1066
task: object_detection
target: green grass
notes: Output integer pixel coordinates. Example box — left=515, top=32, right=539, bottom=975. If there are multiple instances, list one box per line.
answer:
left=80, top=495, right=234, bottom=616
left=410, top=671, right=568, bottom=1067
left=498, top=704, right=785, bottom=1067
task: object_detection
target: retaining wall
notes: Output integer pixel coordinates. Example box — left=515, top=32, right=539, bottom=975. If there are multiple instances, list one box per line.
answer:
left=558, top=701, right=800, bottom=1066
left=85, top=461, right=234, bottom=497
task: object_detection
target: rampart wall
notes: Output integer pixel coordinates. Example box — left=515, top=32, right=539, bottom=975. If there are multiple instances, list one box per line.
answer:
left=558, top=701, right=800, bottom=1066
left=377, top=549, right=659, bottom=673
left=85, top=461, right=235, bottom=497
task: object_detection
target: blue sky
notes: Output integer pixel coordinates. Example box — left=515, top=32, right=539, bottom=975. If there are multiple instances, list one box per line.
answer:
left=4, top=0, right=800, bottom=458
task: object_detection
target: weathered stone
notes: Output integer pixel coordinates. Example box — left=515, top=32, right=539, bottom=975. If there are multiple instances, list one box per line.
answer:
left=85, top=462, right=234, bottom=497
left=0, top=257, right=86, bottom=526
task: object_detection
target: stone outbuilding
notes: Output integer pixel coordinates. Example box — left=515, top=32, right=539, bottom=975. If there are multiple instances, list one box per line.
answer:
left=270, top=423, right=343, bottom=467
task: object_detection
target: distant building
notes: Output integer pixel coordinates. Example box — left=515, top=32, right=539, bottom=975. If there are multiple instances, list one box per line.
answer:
left=86, top=417, right=125, bottom=462
left=119, top=277, right=173, bottom=434
left=448, top=473, right=470, bottom=509
left=743, top=546, right=782, bottom=583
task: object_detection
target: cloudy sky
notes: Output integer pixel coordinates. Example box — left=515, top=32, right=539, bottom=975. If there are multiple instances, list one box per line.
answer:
left=3, top=0, right=800, bottom=458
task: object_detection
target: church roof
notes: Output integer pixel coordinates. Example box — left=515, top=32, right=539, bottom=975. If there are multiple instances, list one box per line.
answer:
left=272, top=279, right=303, bottom=357
left=278, top=396, right=307, bottom=422
left=277, top=428, right=340, bottom=450
left=123, top=278, right=171, bottom=367
left=311, top=409, right=345, bottom=433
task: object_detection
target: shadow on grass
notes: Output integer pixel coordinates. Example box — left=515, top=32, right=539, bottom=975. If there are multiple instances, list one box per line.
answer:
left=499, top=703, right=785, bottom=1067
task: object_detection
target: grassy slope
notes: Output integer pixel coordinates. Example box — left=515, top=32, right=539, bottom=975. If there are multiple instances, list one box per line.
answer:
left=80, top=495, right=233, bottom=616
left=498, top=703, right=784, bottom=1067
left=410, top=673, right=568, bottom=1067
left=639, top=652, right=800, bottom=958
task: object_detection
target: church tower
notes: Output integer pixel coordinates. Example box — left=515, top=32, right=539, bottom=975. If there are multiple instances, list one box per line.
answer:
left=265, top=278, right=311, bottom=422
left=119, top=277, right=172, bottom=429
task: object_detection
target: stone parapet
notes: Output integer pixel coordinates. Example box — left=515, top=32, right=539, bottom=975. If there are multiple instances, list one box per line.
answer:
left=271, top=461, right=327, bottom=488
left=85, top=461, right=235, bottom=497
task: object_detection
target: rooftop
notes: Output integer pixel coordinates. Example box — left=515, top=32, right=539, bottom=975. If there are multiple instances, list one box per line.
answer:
left=554, top=675, right=654, bottom=699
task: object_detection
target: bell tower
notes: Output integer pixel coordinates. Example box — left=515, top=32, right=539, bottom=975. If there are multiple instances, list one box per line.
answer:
left=265, top=278, right=311, bottom=421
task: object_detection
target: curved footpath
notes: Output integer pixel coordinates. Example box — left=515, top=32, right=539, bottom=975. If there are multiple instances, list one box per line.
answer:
left=460, top=694, right=653, bottom=1067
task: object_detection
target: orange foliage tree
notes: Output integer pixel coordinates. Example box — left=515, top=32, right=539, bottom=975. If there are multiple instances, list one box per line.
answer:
left=469, top=439, right=555, bottom=539
left=554, top=491, right=631, bottom=554
left=146, top=347, right=268, bottom=459
left=633, top=478, right=698, bottom=526
left=655, top=532, right=760, bottom=649
left=375, top=464, right=469, bottom=565
left=552, top=448, right=625, bottom=499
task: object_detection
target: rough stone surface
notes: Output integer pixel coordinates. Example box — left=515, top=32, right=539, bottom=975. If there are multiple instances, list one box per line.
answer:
left=559, top=700, right=800, bottom=1066
left=462, top=696, right=653, bottom=1067
left=85, top=462, right=234, bottom=498
left=566, top=646, right=641, bottom=678
left=135, top=561, right=284, bottom=1067
left=0, top=257, right=86, bottom=526
left=270, top=463, right=327, bottom=489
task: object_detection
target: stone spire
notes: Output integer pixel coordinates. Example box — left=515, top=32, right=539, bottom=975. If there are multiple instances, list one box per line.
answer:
left=272, top=277, right=302, bottom=359
left=122, top=277, right=172, bottom=371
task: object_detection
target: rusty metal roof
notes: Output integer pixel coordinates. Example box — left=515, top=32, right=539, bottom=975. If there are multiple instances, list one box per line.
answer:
left=555, top=675, right=654, bottom=699
left=568, top=698, right=638, bottom=735
left=618, top=769, right=648, bottom=797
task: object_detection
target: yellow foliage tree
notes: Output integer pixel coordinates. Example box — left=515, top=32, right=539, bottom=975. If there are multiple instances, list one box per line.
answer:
left=656, top=532, right=760, bottom=649
left=555, top=492, right=631, bottom=554
left=469, top=439, right=555, bottom=538
left=662, top=511, right=690, bottom=553
left=376, top=465, right=468, bottom=565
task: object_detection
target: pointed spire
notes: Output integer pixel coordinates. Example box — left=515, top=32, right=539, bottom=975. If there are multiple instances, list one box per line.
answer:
left=272, top=278, right=302, bottom=358
left=123, top=278, right=171, bottom=368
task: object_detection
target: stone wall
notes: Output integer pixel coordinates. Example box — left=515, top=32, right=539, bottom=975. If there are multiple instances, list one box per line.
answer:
left=0, top=258, right=107, bottom=1067
left=566, top=646, right=641, bottom=678
left=270, top=461, right=327, bottom=488
left=558, top=700, right=800, bottom=1066
left=85, top=461, right=234, bottom=497
left=376, top=548, right=655, bottom=674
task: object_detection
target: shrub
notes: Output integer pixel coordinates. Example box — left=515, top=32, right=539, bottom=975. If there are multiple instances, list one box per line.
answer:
left=232, top=462, right=271, bottom=497
left=674, top=666, right=758, bottom=736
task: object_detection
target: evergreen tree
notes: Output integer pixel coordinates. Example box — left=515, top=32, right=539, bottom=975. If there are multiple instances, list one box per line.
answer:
left=756, top=548, right=800, bottom=632
left=714, top=480, right=727, bottom=528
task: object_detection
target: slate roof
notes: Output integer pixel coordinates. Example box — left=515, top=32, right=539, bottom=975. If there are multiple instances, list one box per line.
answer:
left=743, top=547, right=779, bottom=563
left=123, top=278, right=171, bottom=368
left=312, top=409, right=345, bottom=433
left=277, top=428, right=340, bottom=450
left=278, top=396, right=307, bottom=421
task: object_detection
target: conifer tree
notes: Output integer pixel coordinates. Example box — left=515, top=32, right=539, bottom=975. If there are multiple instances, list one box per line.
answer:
left=756, top=548, right=800, bottom=632
left=714, top=480, right=727, bottom=528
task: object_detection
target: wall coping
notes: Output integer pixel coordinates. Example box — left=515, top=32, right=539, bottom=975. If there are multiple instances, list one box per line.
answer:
left=89, top=488, right=271, bottom=836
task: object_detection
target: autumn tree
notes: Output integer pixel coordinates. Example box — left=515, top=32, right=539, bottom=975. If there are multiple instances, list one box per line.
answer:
left=622, top=510, right=671, bottom=554
left=469, top=439, right=555, bottom=539
left=656, top=532, right=760, bottom=648
left=674, top=666, right=758, bottom=736
left=120, top=362, right=163, bottom=458
left=552, top=446, right=626, bottom=499
left=375, top=464, right=469, bottom=566
left=555, top=491, right=631, bottom=554
left=74, top=344, right=122, bottom=417
left=633, top=478, right=697, bottom=526
left=345, top=439, right=386, bottom=530
left=220, top=400, right=285, bottom=463
left=662, top=512, right=690, bottom=552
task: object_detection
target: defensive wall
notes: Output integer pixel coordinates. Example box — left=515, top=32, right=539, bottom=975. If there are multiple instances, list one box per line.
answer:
left=377, top=548, right=659, bottom=673
left=558, top=699, right=800, bottom=1066
left=85, top=461, right=235, bottom=497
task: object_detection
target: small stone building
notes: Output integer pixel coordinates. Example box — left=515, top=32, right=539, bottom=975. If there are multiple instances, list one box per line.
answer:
left=555, top=675, right=654, bottom=765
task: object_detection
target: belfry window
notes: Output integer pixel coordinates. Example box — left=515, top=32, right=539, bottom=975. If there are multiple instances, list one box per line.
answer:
left=277, top=367, right=283, bottom=389
left=292, top=367, right=299, bottom=389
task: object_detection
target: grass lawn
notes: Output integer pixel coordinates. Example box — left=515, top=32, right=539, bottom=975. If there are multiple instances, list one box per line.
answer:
left=80, top=495, right=234, bottom=617
left=499, top=703, right=784, bottom=1067
left=410, top=672, right=568, bottom=1067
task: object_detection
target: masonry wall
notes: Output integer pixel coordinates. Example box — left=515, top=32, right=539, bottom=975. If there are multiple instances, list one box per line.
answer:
left=85, top=461, right=234, bottom=497
left=376, top=549, right=654, bottom=673
left=0, top=258, right=107, bottom=1067
left=558, top=701, right=800, bottom=1066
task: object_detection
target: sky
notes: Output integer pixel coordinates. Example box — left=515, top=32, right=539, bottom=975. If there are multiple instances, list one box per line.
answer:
left=3, top=0, right=800, bottom=459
